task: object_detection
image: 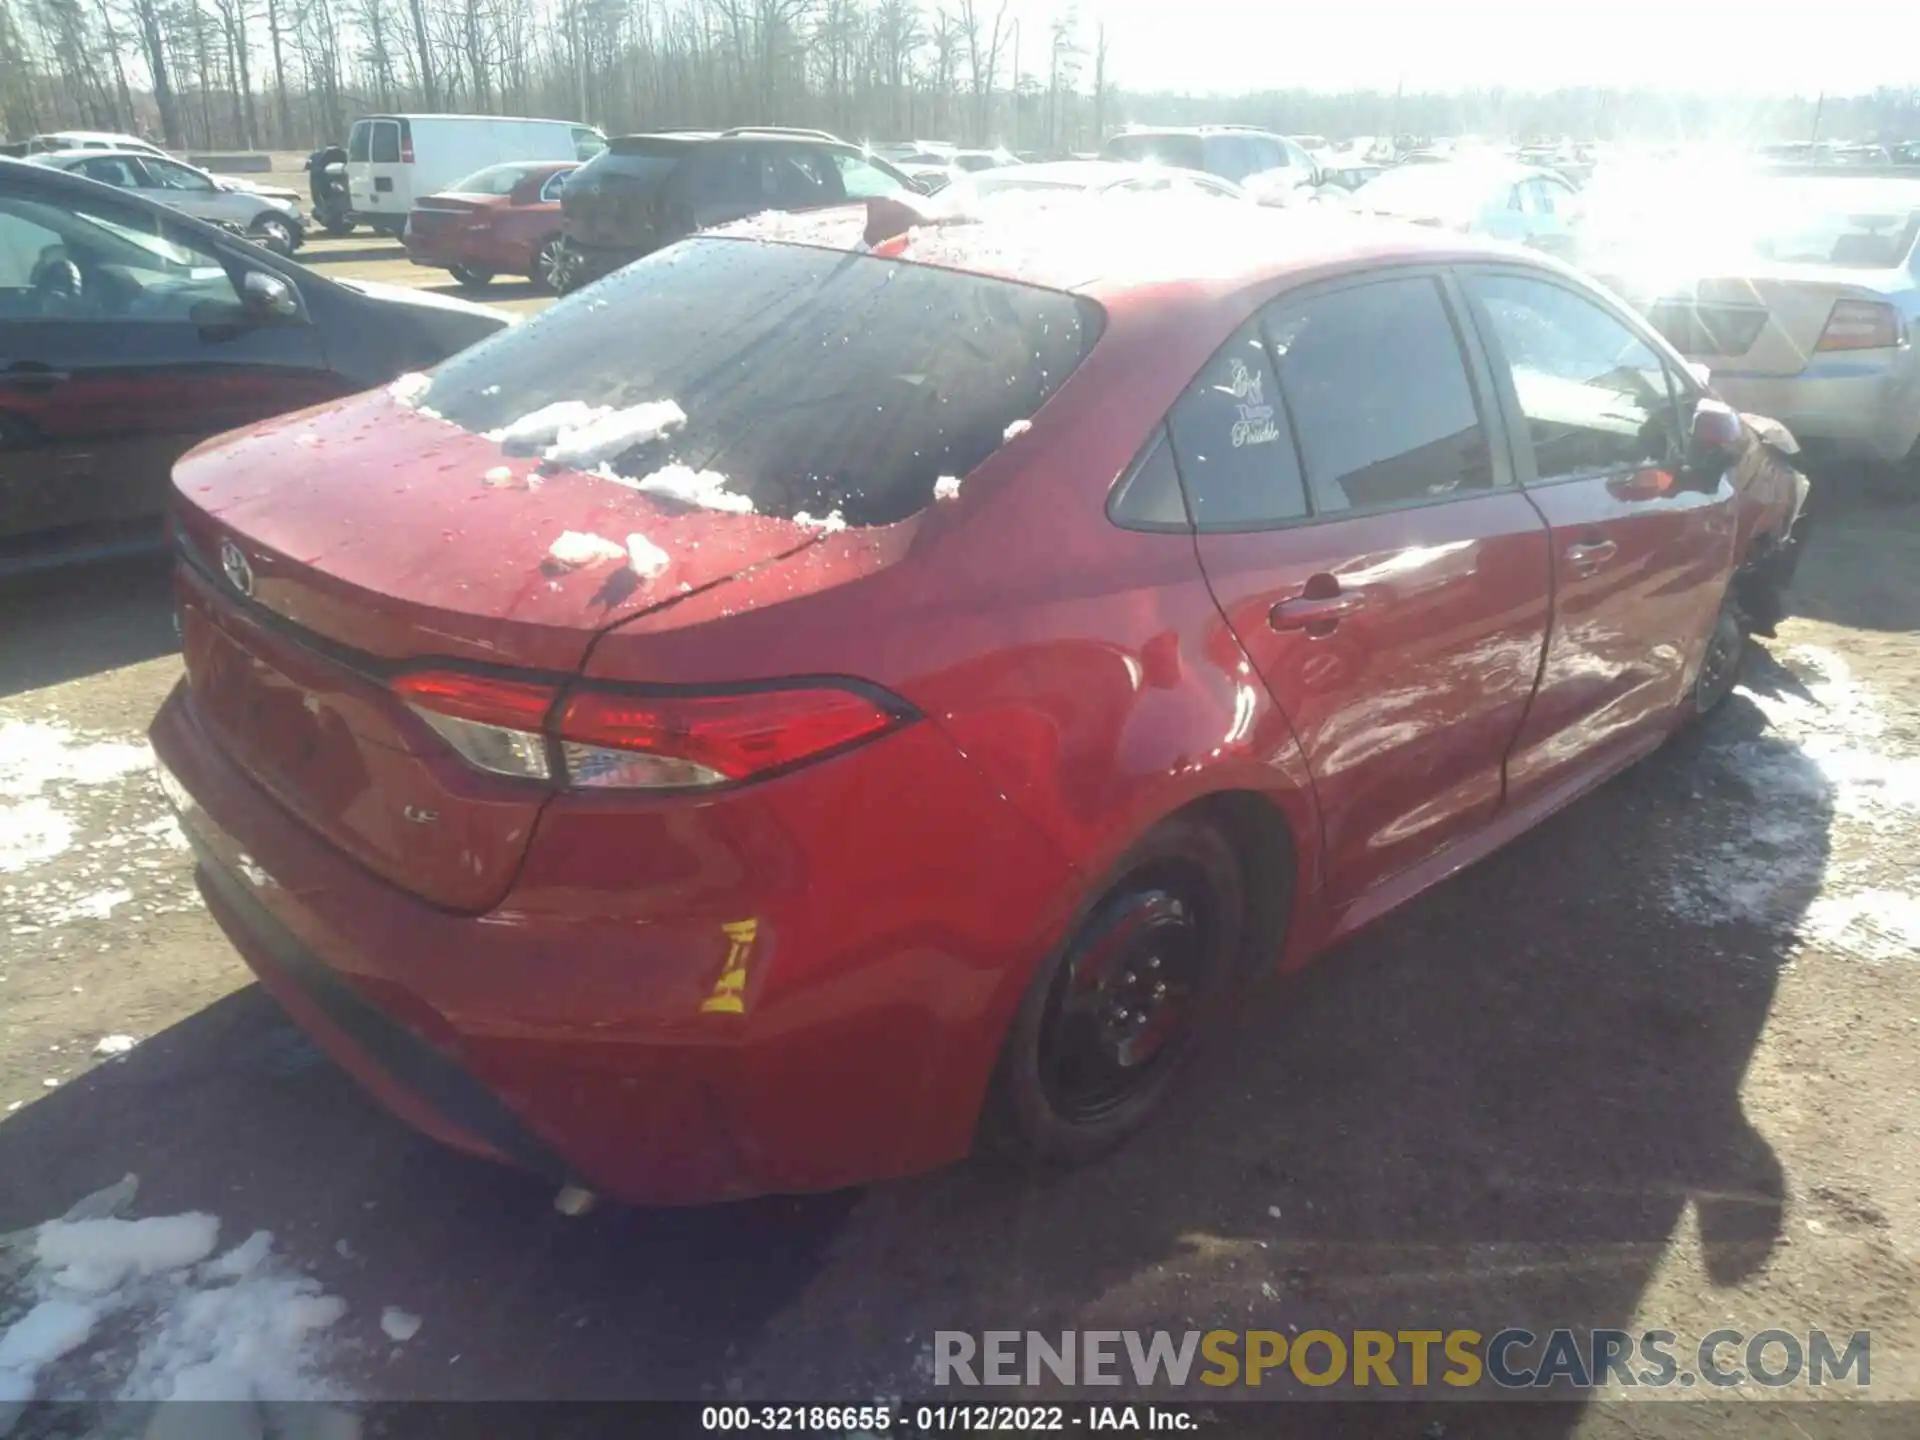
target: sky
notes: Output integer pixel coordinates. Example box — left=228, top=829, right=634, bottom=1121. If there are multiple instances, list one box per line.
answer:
left=1032, top=0, right=1914, bottom=98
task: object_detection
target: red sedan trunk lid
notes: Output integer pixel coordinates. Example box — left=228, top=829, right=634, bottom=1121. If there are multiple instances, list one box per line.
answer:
left=170, top=391, right=818, bottom=911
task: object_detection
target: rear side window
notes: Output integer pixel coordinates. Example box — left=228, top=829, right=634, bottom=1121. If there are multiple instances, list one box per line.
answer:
left=583, top=147, right=680, bottom=194
left=1463, top=272, right=1682, bottom=482
left=1265, top=277, right=1496, bottom=515
left=347, top=121, right=370, bottom=163
left=1166, top=322, right=1308, bottom=528
left=420, top=238, right=1103, bottom=525
left=1103, top=133, right=1204, bottom=171
left=371, top=121, right=400, bottom=164
left=447, top=164, right=531, bottom=196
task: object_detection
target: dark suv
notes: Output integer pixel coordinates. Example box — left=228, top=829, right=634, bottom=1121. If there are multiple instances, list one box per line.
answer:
left=1101, top=126, right=1322, bottom=204
left=554, top=127, right=916, bottom=292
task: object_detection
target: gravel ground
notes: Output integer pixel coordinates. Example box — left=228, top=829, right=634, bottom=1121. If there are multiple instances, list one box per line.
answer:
left=2, top=442, right=1917, bottom=1435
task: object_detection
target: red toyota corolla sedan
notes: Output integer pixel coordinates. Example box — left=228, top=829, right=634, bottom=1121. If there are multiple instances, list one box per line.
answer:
left=402, top=160, right=577, bottom=292
left=150, top=195, right=1810, bottom=1204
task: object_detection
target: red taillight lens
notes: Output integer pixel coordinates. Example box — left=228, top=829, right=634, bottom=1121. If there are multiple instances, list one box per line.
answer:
left=1815, top=299, right=1901, bottom=352
left=391, top=670, right=905, bottom=790
left=399, top=134, right=415, bottom=164
left=556, top=686, right=903, bottom=789
left=393, top=670, right=555, bottom=729
left=393, top=670, right=558, bottom=781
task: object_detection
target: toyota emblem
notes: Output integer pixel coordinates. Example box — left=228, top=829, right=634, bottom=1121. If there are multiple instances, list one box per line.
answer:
left=220, top=539, right=255, bottom=597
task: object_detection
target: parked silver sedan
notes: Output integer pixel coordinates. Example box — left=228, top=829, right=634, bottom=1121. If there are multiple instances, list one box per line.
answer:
left=25, top=149, right=306, bottom=255
left=1350, top=159, right=1580, bottom=252
left=1576, top=172, right=1920, bottom=469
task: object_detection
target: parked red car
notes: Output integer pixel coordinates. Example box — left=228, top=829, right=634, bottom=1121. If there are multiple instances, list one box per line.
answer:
left=150, top=197, right=1809, bottom=1205
left=402, top=161, right=577, bottom=292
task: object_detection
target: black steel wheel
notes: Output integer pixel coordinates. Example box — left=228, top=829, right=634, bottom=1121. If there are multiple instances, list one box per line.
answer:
left=986, top=818, right=1244, bottom=1165
left=1693, top=597, right=1745, bottom=716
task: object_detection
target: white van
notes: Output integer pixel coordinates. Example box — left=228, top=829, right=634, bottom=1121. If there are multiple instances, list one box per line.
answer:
left=345, top=114, right=606, bottom=233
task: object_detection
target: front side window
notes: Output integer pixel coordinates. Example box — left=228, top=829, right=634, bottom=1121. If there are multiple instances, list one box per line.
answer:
left=1266, top=277, right=1496, bottom=515
left=0, top=192, right=239, bottom=322
left=143, top=159, right=216, bottom=193
left=418, top=237, right=1102, bottom=526
left=1464, top=271, right=1682, bottom=483
left=1166, top=321, right=1307, bottom=528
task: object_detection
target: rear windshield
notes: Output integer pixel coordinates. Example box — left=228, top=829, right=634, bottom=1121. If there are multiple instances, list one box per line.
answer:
left=447, top=163, right=542, bottom=196
left=419, top=237, right=1103, bottom=525
left=347, top=121, right=370, bottom=163
left=577, top=146, right=681, bottom=191
left=1103, top=134, right=1205, bottom=170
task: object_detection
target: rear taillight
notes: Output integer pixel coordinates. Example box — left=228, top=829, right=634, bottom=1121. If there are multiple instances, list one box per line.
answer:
left=399, top=132, right=415, bottom=164
left=1815, top=299, right=1901, bottom=352
left=392, top=670, right=907, bottom=791
left=392, top=671, right=555, bottom=781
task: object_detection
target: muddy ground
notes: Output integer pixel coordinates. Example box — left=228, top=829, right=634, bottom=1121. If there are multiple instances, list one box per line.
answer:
left=2, top=404, right=1918, bottom=1437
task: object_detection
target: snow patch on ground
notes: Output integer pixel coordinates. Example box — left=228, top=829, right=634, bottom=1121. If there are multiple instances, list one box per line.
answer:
left=0, top=1178, right=356, bottom=1418
left=1667, top=646, right=1920, bottom=962
left=0, top=718, right=195, bottom=933
left=0, top=720, right=156, bottom=877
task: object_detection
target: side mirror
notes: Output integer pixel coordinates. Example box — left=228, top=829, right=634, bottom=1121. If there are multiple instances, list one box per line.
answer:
left=241, top=270, right=300, bottom=322
left=1691, top=398, right=1742, bottom=456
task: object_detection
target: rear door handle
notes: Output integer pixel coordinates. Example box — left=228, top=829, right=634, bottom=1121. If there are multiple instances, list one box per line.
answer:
left=1270, top=590, right=1367, bottom=631
left=1565, top=539, right=1618, bottom=570
left=2, top=363, right=71, bottom=389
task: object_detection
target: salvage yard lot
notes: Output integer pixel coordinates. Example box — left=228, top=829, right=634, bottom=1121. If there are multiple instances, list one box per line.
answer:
left=3, top=421, right=1919, bottom=1427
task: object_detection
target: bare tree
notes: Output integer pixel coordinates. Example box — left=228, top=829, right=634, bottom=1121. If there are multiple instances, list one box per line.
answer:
left=956, top=0, right=1006, bottom=145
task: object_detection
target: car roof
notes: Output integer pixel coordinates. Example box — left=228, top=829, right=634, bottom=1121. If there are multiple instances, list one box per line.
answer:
left=30, top=148, right=165, bottom=163
left=963, top=159, right=1229, bottom=190
left=1111, top=125, right=1279, bottom=138
left=715, top=194, right=1518, bottom=303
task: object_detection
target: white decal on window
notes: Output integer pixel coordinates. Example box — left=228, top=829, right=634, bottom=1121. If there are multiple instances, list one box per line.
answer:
left=1225, top=357, right=1280, bottom=448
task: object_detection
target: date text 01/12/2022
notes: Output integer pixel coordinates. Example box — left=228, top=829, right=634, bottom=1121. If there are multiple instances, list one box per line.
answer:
left=699, top=1404, right=1198, bottom=1431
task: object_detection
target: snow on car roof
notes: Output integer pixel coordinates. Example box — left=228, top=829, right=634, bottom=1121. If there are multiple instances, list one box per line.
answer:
left=710, top=191, right=1475, bottom=299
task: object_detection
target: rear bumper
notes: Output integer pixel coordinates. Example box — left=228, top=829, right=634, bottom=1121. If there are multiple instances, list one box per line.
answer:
left=1713, top=351, right=1920, bottom=465
left=150, top=675, right=1078, bottom=1204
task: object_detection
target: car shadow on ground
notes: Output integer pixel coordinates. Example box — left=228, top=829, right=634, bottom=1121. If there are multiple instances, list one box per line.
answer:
left=425, top=279, right=547, bottom=304
left=1788, top=472, right=1920, bottom=633
left=725, top=678, right=1830, bottom=1427
left=0, top=664, right=1834, bottom=1427
left=299, top=244, right=411, bottom=268
left=0, top=556, right=176, bottom=697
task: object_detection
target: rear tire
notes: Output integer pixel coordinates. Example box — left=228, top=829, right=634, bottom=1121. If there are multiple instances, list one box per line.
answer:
left=1692, top=595, right=1745, bottom=716
left=983, top=818, right=1244, bottom=1167
left=448, top=264, right=494, bottom=290
left=529, top=238, right=566, bottom=293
